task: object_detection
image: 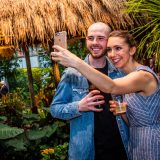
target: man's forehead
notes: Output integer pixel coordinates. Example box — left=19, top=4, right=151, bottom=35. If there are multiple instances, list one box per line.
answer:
left=88, top=24, right=106, bottom=31
left=88, top=27, right=106, bottom=35
left=87, top=24, right=109, bottom=36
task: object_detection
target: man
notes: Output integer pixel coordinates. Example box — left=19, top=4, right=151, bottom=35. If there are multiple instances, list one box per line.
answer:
left=50, top=22, right=128, bottom=160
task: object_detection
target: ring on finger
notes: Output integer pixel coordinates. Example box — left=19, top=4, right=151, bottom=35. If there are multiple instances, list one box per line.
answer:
left=51, top=52, right=57, bottom=57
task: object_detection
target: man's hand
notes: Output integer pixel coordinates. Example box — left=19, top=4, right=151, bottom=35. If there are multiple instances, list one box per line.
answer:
left=78, top=90, right=105, bottom=112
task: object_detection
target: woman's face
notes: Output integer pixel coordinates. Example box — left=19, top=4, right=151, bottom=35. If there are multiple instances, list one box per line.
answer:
left=107, top=37, right=132, bottom=69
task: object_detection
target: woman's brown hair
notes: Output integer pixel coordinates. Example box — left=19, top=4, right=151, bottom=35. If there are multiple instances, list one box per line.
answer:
left=109, top=30, right=137, bottom=48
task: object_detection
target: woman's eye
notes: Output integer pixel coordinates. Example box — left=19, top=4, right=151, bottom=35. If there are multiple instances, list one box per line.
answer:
left=115, top=47, right=122, bottom=51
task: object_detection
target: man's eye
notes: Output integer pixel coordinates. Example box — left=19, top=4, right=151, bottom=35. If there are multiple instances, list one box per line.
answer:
left=98, top=37, right=104, bottom=40
left=97, top=37, right=106, bottom=41
left=87, top=37, right=94, bottom=41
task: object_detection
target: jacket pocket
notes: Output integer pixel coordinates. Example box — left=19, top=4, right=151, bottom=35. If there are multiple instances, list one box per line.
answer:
left=72, top=88, right=88, bottom=100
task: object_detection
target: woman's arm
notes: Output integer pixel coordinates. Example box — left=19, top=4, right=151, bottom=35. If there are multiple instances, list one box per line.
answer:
left=51, top=45, right=157, bottom=95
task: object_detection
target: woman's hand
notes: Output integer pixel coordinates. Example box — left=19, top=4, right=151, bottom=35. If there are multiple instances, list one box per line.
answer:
left=51, top=45, right=81, bottom=68
left=109, top=100, right=129, bottom=124
left=109, top=100, right=127, bottom=116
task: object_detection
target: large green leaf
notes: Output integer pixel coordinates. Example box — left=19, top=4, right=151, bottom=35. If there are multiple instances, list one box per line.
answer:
left=5, top=137, right=27, bottom=151
left=0, top=116, right=7, bottom=122
left=27, top=123, right=58, bottom=140
left=45, top=123, right=59, bottom=137
left=0, top=124, right=24, bottom=140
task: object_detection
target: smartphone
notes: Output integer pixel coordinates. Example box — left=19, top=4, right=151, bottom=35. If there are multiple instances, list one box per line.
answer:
left=54, top=31, right=67, bottom=50
left=53, top=31, right=67, bottom=85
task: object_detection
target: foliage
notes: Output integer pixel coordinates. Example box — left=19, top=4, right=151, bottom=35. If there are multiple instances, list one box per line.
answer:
left=0, top=124, right=24, bottom=140
left=0, top=41, right=87, bottom=159
left=68, top=39, right=87, bottom=60
left=0, top=86, right=69, bottom=159
left=8, top=67, right=56, bottom=107
left=38, top=47, right=52, bottom=68
left=0, top=92, right=27, bottom=126
left=0, top=54, right=20, bottom=89
left=0, top=93, right=69, bottom=159
left=125, top=0, right=160, bottom=71
left=40, top=142, right=68, bottom=160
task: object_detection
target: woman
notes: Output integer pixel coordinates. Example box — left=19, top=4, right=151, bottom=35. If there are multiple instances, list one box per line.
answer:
left=51, top=30, right=160, bottom=160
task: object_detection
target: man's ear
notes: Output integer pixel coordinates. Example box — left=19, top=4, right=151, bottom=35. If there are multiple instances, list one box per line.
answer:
left=129, top=46, right=136, bottom=56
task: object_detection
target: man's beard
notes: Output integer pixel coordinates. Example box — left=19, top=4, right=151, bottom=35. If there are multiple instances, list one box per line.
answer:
left=90, top=48, right=108, bottom=59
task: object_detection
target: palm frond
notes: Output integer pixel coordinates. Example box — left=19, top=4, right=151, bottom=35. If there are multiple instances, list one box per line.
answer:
left=125, top=0, right=160, bottom=70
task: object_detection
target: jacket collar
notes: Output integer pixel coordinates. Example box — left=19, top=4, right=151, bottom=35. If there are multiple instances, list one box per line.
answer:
left=84, top=54, right=118, bottom=73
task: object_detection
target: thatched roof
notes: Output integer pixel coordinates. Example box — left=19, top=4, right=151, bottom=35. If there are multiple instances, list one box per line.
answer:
left=0, top=0, right=135, bottom=47
left=0, top=46, right=15, bottom=59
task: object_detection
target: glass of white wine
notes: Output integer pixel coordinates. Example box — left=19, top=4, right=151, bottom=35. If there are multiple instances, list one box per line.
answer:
left=112, top=95, right=126, bottom=114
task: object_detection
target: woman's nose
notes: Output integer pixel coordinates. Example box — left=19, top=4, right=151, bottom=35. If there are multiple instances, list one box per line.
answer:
left=108, top=49, right=116, bottom=58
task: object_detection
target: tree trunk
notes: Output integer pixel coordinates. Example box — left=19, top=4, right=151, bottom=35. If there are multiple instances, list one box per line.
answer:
left=22, top=44, right=37, bottom=113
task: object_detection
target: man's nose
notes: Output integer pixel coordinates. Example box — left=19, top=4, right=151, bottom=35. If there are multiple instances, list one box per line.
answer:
left=92, top=38, right=98, bottom=44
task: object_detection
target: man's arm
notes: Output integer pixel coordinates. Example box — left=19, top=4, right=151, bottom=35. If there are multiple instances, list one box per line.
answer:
left=50, top=69, right=105, bottom=120
left=50, top=70, right=82, bottom=120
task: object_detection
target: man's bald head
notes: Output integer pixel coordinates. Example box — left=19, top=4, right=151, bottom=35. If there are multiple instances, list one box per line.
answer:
left=87, top=22, right=112, bottom=37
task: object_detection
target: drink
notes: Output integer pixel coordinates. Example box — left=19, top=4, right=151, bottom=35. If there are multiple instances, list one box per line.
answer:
left=88, top=82, right=103, bottom=109
left=112, top=95, right=126, bottom=114
left=115, top=103, right=126, bottom=114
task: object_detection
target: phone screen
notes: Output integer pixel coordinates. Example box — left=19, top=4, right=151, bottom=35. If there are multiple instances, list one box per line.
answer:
left=54, top=31, right=67, bottom=50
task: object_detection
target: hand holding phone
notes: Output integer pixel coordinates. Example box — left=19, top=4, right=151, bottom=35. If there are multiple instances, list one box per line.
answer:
left=53, top=31, right=67, bottom=85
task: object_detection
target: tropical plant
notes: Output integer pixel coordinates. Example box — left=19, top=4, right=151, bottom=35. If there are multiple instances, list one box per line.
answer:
left=0, top=68, right=68, bottom=159
left=0, top=40, right=88, bottom=159
left=125, top=0, right=160, bottom=71
left=0, top=55, right=20, bottom=89
left=40, top=142, right=68, bottom=160
left=68, top=39, right=87, bottom=59
left=0, top=92, right=69, bottom=160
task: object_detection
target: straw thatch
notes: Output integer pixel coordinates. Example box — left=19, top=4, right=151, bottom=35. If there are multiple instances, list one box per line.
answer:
left=0, top=0, right=135, bottom=47
left=0, top=46, right=15, bottom=59
left=0, top=0, right=140, bottom=111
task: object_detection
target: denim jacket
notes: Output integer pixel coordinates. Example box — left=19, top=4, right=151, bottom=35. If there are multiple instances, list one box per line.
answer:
left=50, top=55, right=129, bottom=160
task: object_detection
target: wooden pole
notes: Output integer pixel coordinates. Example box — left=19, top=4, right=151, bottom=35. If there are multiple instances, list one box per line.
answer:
left=22, top=43, right=37, bottom=113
